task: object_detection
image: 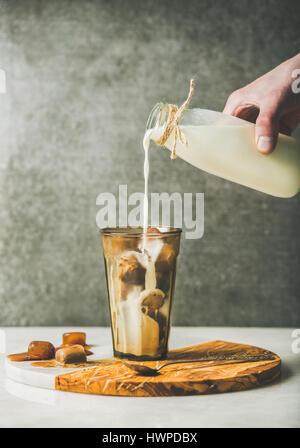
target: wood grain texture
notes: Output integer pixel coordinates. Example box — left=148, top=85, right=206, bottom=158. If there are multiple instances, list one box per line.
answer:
left=55, top=340, right=281, bottom=397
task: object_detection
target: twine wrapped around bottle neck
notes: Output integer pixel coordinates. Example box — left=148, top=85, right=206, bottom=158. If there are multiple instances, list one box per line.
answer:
left=155, top=79, right=195, bottom=159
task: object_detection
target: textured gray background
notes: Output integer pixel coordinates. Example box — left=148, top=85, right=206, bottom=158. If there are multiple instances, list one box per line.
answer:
left=0, top=0, right=299, bottom=327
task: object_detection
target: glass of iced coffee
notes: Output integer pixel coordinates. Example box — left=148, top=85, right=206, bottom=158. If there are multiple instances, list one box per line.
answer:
left=101, top=227, right=181, bottom=361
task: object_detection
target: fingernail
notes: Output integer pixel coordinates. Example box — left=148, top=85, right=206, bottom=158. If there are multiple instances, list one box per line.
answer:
left=257, top=136, right=273, bottom=153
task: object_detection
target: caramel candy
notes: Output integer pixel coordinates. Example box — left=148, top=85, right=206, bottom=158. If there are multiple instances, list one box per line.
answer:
left=28, top=341, right=55, bottom=360
left=56, top=345, right=87, bottom=364
left=119, top=253, right=146, bottom=286
left=62, top=332, right=86, bottom=346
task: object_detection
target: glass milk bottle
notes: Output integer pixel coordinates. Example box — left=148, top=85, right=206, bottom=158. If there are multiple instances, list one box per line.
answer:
left=145, top=104, right=300, bottom=198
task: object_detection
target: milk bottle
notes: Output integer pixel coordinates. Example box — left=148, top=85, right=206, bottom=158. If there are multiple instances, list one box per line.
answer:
left=145, top=102, right=300, bottom=198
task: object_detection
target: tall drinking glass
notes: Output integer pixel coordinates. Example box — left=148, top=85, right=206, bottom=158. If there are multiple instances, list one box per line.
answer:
left=101, top=227, right=181, bottom=361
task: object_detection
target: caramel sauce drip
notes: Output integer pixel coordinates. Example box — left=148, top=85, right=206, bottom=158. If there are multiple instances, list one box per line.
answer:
left=7, top=352, right=31, bottom=362
left=30, top=359, right=113, bottom=369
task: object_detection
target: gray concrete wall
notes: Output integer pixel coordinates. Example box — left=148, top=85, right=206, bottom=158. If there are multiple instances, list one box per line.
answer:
left=0, top=0, right=299, bottom=326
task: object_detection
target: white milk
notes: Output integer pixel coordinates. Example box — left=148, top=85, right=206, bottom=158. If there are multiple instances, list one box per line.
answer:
left=112, top=131, right=166, bottom=357
left=147, top=108, right=300, bottom=198
left=142, top=129, right=152, bottom=232
left=118, top=288, right=160, bottom=357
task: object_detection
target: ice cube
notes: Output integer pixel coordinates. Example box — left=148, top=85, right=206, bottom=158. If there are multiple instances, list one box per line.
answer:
left=28, top=341, right=55, bottom=360
left=146, top=227, right=161, bottom=234
left=140, top=238, right=164, bottom=263
left=118, top=252, right=146, bottom=286
left=140, top=288, right=165, bottom=312
left=62, top=332, right=86, bottom=346
left=56, top=345, right=87, bottom=364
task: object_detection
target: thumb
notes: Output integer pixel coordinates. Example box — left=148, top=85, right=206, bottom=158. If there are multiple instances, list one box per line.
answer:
left=255, top=107, right=279, bottom=154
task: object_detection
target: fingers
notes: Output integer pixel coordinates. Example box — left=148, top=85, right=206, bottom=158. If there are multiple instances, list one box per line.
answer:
left=223, top=90, right=242, bottom=116
left=255, top=107, right=279, bottom=154
left=223, top=90, right=259, bottom=123
left=232, top=104, right=259, bottom=123
left=224, top=89, right=281, bottom=154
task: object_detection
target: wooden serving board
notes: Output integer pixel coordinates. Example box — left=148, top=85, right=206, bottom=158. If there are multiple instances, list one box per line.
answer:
left=55, top=340, right=281, bottom=397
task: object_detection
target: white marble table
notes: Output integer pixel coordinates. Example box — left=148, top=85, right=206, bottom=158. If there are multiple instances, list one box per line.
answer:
left=0, top=327, right=299, bottom=428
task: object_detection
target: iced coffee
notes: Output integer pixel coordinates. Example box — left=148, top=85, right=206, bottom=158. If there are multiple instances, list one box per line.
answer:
left=101, top=227, right=181, bottom=360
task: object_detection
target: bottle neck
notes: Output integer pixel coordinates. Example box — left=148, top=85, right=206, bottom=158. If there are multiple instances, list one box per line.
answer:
left=145, top=102, right=170, bottom=133
left=146, top=102, right=189, bottom=159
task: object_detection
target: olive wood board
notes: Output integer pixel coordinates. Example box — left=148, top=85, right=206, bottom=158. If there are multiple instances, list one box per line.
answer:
left=6, top=340, right=280, bottom=396
left=55, top=340, right=281, bottom=396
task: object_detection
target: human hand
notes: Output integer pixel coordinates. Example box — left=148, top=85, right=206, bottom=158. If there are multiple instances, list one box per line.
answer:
left=223, top=53, right=300, bottom=154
